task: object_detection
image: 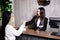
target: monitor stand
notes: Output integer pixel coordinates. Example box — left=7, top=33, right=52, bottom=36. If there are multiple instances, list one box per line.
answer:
left=51, top=23, right=60, bottom=36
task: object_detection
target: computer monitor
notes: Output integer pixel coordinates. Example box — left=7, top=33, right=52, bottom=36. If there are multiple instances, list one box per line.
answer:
left=49, top=17, right=60, bottom=28
left=49, top=17, right=60, bottom=36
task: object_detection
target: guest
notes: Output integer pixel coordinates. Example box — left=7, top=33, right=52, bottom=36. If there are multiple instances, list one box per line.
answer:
left=2, top=11, right=26, bottom=40
left=25, top=7, right=48, bottom=31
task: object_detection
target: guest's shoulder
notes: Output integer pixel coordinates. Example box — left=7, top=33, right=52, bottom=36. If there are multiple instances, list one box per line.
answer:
left=6, top=24, right=13, bottom=28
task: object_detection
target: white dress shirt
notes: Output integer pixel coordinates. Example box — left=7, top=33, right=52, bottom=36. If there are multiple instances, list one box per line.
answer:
left=5, top=24, right=26, bottom=40
left=37, top=18, right=43, bottom=28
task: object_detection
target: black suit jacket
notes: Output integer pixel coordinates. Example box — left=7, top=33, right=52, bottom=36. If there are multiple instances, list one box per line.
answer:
left=25, top=16, right=48, bottom=31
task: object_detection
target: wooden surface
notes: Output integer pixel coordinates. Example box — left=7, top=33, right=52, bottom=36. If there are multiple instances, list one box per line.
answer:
left=23, top=29, right=60, bottom=40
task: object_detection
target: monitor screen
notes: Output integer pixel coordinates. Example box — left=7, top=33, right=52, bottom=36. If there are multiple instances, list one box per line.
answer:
left=49, top=17, right=60, bottom=28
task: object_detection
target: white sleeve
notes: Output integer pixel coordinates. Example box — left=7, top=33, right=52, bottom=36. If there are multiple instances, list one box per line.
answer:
left=9, top=25, right=26, bottom=36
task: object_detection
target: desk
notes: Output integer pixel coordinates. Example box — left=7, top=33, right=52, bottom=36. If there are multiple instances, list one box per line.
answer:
left=17, top=29, right=60, bottom=40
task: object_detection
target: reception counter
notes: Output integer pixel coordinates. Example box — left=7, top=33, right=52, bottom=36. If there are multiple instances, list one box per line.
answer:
left=17, top=29, right=60, bottom=40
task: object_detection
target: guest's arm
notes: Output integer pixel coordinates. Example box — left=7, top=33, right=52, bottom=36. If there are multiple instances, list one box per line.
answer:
left=5, top=22, right=26, bottom=36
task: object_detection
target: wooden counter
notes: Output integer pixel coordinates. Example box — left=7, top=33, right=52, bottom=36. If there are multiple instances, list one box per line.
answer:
left=23, top=29, right=60, bottom=40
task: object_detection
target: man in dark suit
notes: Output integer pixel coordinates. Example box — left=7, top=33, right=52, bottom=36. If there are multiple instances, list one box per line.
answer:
left=25, top=7, right=48, bottom=31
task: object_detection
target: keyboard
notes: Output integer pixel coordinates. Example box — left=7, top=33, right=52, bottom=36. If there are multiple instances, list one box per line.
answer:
left=51, top=32, right=60, bottom=36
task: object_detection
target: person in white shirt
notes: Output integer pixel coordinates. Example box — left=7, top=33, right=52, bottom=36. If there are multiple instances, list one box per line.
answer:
left=2, top=11, right=26, bottom=40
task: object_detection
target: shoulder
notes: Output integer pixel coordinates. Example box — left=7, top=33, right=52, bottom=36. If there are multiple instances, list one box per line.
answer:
left=32, top=15, right=36, bottom=18
left=34, top=15, right=36, bottom=17
left=31, top=15, right=37, bottom=20
left=6, top=24, right=13, bottom=29
left=6, top=24, right=13, bottom=27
